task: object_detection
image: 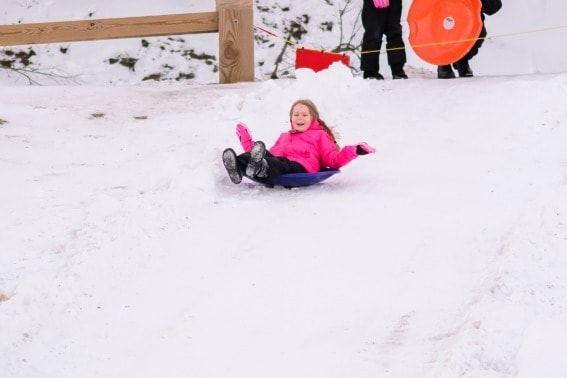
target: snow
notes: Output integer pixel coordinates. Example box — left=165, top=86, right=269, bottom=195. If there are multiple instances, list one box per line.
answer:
left=2, top=1, right=567, bottom=377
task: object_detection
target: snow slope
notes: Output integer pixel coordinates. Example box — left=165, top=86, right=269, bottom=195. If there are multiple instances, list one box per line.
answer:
left=2, top=64, right=567, bottom=377
left=2, top=0, right=567, bottom=377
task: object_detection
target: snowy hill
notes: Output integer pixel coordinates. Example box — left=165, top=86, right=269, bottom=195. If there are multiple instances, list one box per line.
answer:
left=2, top=1, right=567, bottom=378
left=2, top=63, right=567, bottom=378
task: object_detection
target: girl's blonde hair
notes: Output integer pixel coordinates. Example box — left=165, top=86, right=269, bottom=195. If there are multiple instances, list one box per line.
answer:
left=289, top=99, right=339, bottom=150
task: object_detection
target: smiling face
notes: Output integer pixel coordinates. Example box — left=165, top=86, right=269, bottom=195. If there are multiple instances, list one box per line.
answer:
left=290, top=103, right=314, bottom=132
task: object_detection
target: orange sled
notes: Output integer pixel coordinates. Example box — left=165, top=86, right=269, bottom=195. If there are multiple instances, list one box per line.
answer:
left=408, top=0, right=483, bottom=65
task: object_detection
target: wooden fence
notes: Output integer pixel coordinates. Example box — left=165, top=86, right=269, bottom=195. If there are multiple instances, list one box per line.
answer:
left=0, top=0, right=254, bottom=83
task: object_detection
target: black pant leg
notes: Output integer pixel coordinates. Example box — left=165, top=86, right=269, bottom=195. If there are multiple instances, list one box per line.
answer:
left=360, top=0, right=387, bottom=72
left=237, top=153, right=249, bottom=172
left=384, top=0, right=406, bottom=66
left=462, top=25, right=487, bottom=61
left=264, top=155, right=307, bottom=179
left=239, top=151, right=307, bottom=180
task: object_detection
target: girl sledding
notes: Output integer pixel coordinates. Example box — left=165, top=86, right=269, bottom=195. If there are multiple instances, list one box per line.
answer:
left=222, top=99, right=375, bottom=187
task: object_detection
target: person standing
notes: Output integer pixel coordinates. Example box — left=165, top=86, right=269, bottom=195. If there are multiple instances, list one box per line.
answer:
left=438, top=0, right=503, bottom=79
left=360, top=0, right=408, bottom=80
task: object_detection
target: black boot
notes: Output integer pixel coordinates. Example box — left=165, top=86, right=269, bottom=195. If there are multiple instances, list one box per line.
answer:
left=246, top=141, right=269, bottom=178
left=437, top=65, right=456, bottom=79
left=453, top=60, right=473, bottom=77
left=363, top=71, right=384, bottom=80
left=222, top=148, right=243, bottom=184
left=391, top=63, right=408, bottom=79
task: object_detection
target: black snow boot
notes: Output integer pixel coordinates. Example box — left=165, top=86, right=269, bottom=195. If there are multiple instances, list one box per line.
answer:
left=391, top=63, right=408, bottom=79
left=222, top=148, right=243, bottom=184
left=363, top=71, right=385, bottom=80
left=453, top=60, right=474, bottom=77
left=245, top=141, right=269, bottom=178
left=437, top=65, right=456, bottom=79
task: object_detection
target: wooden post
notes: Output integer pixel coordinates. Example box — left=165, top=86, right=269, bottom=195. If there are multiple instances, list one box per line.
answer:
left=216, top=0, right=255, bottom=84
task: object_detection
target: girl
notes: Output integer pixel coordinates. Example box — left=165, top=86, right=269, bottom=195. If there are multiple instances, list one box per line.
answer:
left=222, top=99, right=375, bottom=184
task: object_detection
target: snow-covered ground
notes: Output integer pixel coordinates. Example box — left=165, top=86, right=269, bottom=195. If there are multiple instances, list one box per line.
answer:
left=2, top=1, right=567, bottom=377
left=2, top=64, right=567, bottom=377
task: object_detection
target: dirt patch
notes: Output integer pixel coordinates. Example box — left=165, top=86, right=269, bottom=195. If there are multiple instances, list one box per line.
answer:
left=89, top=113, right=105, bottom=119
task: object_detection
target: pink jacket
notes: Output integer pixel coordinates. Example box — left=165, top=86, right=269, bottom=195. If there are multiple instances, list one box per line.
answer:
left=267, top=119, right=359, bottom=173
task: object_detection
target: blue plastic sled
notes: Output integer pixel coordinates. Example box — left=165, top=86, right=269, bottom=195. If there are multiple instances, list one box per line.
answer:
left=248, top=169, right=340, bottom=188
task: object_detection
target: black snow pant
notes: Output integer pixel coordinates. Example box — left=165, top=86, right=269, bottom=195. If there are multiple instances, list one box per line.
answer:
left=460, top=24, right=487, bottom=62
left=237, top=151, right=307, bottom=180
left=360, top=0, right=406, bottom=73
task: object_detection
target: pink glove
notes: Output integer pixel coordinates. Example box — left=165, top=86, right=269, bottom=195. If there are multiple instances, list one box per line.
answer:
left=235, top=122, right=254, bottom=152
left=373, top=0, right=389, bottom=8
left=356, top=142, right=376, bottom=155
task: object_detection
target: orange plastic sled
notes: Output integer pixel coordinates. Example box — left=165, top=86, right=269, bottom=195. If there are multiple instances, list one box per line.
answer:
left=408, top=0, right=483, bottom=66
left=295, top=48, right=350, bottom=73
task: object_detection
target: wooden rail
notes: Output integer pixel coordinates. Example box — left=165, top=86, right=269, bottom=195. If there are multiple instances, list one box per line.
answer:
left=0, top=0, right=254, bottom=83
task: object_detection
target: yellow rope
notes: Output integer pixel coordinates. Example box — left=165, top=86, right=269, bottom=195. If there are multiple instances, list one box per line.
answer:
left=254, top=25, right=299, bottom=48
left=255, top=23, right=567, bottom=57
left=488, top=24, right=567, bottom=39
left=360, top=24, right=567, bottom=56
